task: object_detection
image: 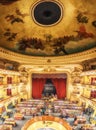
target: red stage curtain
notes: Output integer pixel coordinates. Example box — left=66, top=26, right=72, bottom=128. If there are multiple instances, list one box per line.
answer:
left=32, top=78, right=46, bottom=99
left=52, top=78, right=66, bottom=99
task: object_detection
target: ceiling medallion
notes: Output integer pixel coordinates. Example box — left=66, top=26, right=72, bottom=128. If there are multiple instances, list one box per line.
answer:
left=31, top=0, right=63, bottom=26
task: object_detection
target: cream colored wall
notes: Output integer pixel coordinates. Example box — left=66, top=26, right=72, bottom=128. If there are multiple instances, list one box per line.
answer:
left=0, top=47, right=95, bottom=100
left=0, top=47, right=95, bottom=101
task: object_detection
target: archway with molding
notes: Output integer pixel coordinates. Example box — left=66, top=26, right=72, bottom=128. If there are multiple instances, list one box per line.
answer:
left=26, top=71, right=72, bottom=99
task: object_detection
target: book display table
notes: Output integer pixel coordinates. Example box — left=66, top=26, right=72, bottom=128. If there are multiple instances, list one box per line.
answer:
left=4, top=118, right=16, bottom=127
left=81, top=124, right=95, bottom=130
left=14, top=113, right=24, bottom=120
left=0, top=124, right=12, bottom=130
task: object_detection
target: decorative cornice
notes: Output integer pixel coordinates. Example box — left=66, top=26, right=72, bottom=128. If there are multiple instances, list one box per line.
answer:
left=0, top=68, right=20, bottom=75
left=80, top=70, right=96, bottom=76
left=0, top=47, right=96, bottom=65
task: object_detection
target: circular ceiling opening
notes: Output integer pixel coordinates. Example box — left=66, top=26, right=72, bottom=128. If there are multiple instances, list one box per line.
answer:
left=43, top=10, right=52, bottom=18
left=31, top=0, right=63, bottom=26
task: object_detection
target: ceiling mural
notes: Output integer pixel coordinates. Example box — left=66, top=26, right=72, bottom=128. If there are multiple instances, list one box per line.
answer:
left=0, top=0, right=18, bottom=5
left=0, top=0, right=96, bottom=56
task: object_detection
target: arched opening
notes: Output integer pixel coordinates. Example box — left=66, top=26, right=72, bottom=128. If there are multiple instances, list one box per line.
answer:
left=31, top=73, right=67, bottom=99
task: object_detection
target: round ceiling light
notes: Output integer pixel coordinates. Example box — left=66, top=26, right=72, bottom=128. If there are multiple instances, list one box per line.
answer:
left=31, top=0, right=63, bottom=26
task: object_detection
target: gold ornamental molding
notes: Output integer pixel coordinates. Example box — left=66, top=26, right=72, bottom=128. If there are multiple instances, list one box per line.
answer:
left=0, top=47, right=96, bottom=65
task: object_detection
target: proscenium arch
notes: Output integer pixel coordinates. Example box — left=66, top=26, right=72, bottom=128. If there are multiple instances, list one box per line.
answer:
left=27, top=71, right=71, bottom=99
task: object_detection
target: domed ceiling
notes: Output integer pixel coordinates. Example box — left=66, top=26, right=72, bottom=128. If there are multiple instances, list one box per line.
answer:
left=0, top=0, right=96, bottom=56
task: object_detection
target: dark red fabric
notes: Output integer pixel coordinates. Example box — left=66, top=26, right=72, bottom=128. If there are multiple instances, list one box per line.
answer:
left=7, top=77, right=12, bottom=84
left=7, top=88, right=12, bottom=96
left=52, top=78, right=66, bottom=99
left=32, top=78, right=46, bottom=99
left=91, top=77, right=96, bottom=85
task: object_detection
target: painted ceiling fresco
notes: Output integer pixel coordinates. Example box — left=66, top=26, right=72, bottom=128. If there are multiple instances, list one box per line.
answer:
left=0, top=0, right=96, bottom=56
